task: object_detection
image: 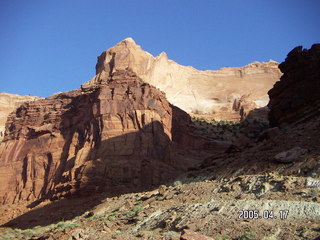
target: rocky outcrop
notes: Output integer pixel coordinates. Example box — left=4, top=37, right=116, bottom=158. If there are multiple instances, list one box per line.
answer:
left=180, top=230, right=214, bottom=240
left=83, top=38, right=282, bottom=121
left=0, top=93, right=43, bottom=140
left=232, top=95, right=260, bottom=121
left=0, top=70, right=205, bottom=204
left=268, top=44, right=320, bottom=126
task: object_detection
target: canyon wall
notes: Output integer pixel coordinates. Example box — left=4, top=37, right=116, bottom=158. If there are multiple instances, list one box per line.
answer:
left=0, top=70, right=204, bottom=204
left=268, top=44, right=320, bottom=126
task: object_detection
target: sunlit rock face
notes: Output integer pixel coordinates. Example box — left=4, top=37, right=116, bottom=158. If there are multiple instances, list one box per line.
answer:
left=0, top=93, right=43, bottom=140
left=268, top=44, right=320, bottom=127
left=0, top=69, right=207, bottom=204
left=83, top=38, right=282, bottom=121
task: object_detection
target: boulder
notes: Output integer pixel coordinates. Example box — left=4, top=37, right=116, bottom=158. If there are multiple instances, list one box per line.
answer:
left=258, top=127, right=280, bottom=141
left=274, top=147, right=308, bottom=163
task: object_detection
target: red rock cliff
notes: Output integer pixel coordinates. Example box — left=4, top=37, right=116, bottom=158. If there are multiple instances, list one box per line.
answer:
left=0, top=70, right=204, bottom=204
left=268, top=44, right=320, bottom=126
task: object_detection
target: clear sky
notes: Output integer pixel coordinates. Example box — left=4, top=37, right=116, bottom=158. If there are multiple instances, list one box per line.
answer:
left=1, top=0, right=319, bottom=97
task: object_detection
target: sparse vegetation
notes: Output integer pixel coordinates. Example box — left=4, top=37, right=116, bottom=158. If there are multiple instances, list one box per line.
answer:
left=1, top=221, right=81, bottom=240
left=87, top=214, right=103, bottom=221
left=216, top=236, right=231, bottom=240
left=191, top=116, right=269, bottom=141
left=107, top=215, right=116, bottom=221
left=107, top=210, right=121, bottom=221
left=238, top=231, right=257, bottom=240
left=51, top=221, right=80, bottom=232
left=155, top=196, right=163, bottom=201
left=173, top=180, right=182, bottom=186
left=262, top=237, right=277, bottom=240
left=126, top=204, right=144, bottom=218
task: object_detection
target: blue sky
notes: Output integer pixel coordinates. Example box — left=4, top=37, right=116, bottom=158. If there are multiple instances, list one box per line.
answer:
left=1, top=0, right=319, bottom=97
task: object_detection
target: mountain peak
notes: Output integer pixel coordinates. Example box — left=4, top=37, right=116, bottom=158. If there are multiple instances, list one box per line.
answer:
left=121, top=37, right=137, bottom=45
left=85, top=40, right=281, bottom=118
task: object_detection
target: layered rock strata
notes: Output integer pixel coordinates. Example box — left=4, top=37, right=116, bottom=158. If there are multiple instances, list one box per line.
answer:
left=83, top=38, right=282, bottom=121
left=0, top=93, right=43, bottom=140
left=0, top=70, right=204, bottom=204
left=268, top=44, right=320, bottom=126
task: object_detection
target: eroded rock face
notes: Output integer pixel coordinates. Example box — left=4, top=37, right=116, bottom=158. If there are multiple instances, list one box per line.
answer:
left=0, top=93, right=43, bottom=140
left=268, top=44, right=320, bottom=127
left=83, top=38, right=282, bottom=121
left=0, top=70, right=204, bottom=204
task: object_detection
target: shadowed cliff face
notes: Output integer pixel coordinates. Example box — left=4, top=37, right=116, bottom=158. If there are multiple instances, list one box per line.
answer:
left=1, top=121, right=187, bottom=229
left=0, top=70, right=206, bottom=205
left=268, top=44, right=320, bottom=127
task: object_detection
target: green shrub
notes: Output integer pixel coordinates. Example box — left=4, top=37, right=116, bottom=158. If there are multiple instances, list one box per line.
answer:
left=107, top=215, right=116, bottom=221
left=155, top=196, right=163, bottom=201
left=126, top=210, right=136, bottom=217
left=126, top=205, right=144, bottom=218
left=105, top=209, right=120, bottom=221
left=21, top=229, right=35, bottom=237
left=173, top=180, right=182, bottom=186
left=262, top=237, right=277, bottom=240
left=216, top=235, right=231, bottom=240
left=87, top=213, right=104, bottom=221
left=53, top=221, right=80, bottom=232
left=239, top=231, right=257, bottom=240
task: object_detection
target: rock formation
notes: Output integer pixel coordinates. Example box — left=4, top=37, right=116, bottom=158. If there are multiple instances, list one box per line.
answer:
left=268, top=44, right=320, bottom=126
left=83, top=38, right=282, bottom=121
left=0, top=93, right=42, bottom=140
left=0, top=70, right=205, bottom=204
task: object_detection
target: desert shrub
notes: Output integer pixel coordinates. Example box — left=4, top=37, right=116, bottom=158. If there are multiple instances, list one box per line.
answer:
left=239, top=231, right=257, bottom=240
left=216, top=236, right=231, bottom=240
left=132, top=205, right=143, bottom=213
left=21, top=229, right=35, bottom=237
left=106, top=210, right=120, bottom=221
left=52, top=221, right=80, bottom=232
left=155, top=196, right=163, bottom=201
left=107, top=215, right=116, bottom=221
left=126, top=204, right=144, bottom=218
left=126, top=210, right=136, bottom=217
left=262, top=237, right=277, bottom=240
left=173, top=180, right=182, bottom=186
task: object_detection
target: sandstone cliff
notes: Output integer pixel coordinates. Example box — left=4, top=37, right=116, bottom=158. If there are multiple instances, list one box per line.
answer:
left=0, top=93, right=43, bottom=140
left=0, top=70, right=205, bottom=204
left=268, top=44, right=320, bottom=126
left=83, top=38, right=282, bottom=121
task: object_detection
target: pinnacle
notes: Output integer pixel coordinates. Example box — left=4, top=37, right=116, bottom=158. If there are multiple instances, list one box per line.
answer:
left=122, top=37, right=136, bottom=45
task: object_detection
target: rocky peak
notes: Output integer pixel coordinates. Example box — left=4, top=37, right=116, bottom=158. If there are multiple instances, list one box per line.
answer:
left=95, top=37, right=152, bottom=76
left=85, top=38, right=282, bottom=120
left=122, top=37, right=136, bottom=44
